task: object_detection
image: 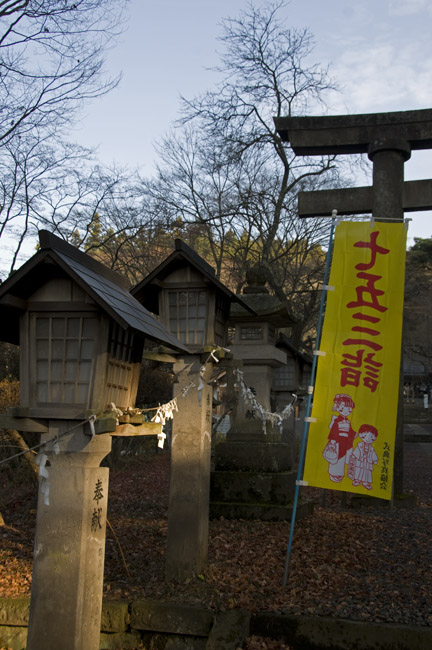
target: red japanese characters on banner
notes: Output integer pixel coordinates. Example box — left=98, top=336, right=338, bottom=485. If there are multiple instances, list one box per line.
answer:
left=303, top=221, right=406, bottom=499
left=341, top=230, right=390, bottom=393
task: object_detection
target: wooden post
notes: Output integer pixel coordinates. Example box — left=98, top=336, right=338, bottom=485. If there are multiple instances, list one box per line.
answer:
left=165, top=356, right=213, bottom=581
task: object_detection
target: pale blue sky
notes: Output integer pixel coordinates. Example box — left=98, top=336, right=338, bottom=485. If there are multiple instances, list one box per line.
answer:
left=4, top=0, right=432, bottom=274
left=72, top=0, right=432, bottom=244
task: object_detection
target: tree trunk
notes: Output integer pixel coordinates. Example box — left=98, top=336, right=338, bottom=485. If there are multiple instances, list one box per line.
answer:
left=4, top=429, right=39, bottom=476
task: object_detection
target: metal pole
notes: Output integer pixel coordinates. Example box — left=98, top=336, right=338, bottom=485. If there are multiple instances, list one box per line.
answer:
left=282, top=216, right=337, bottom=586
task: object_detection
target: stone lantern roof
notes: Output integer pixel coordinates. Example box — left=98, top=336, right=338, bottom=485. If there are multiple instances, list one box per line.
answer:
left=229, top=264, right=296, bottom=328
left=131, top=238, right=255, bottom=316
left=0, top=230, right=188, bottom=353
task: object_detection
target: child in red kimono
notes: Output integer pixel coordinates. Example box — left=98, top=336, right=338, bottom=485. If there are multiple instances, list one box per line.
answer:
left=326, top=393, right=357, bottom=483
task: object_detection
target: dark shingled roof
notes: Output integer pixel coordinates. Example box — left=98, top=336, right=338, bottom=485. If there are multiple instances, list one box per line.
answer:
left=0, top=230, right=189, bottom=353
left=131, top=238, right=256, bottom=316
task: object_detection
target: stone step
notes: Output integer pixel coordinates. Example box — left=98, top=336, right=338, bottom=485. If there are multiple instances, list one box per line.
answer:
left=214, top=441, right=293, bottom=472
left=404, top=423, right=432, bottom=442
left=211, top=470, right=296, bottom=505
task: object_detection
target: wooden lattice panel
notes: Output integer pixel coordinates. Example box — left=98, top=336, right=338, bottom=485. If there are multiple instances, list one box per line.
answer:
left=34, top=314, right=98, bottom=406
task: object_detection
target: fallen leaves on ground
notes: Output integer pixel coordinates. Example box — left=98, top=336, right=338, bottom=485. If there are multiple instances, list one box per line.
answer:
left=1, top=442, right=431, bottom=634
left=243, top=637, right=292, bottom=650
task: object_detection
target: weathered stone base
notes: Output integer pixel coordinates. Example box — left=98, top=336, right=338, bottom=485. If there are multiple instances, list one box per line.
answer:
left=1, top=597, right=432, bottom=650
left=0, top=597, right=247, bottom=650
left=206, top=610, right=251, bottom=650
left=0, top=624, right=28, bottom=650
left=211, top=470, right=296, bottom=505
left=211, top=441, right=313, bottom=521
left=0, top=596, right=29, bottom=650
left=130, top=599, right=213, bottom=636
left=99, top=630, right=142, bottom=649
left=251, top=612, right=432, bottom=650
left=214, top=441, right=292, bottom=472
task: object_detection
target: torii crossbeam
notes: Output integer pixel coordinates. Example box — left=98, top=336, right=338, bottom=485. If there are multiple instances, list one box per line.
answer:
left=275, top=108, right=432, bottom=495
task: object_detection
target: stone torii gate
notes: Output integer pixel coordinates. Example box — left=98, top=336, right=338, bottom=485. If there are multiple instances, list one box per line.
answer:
left=274, top=107, right=432, bottom=496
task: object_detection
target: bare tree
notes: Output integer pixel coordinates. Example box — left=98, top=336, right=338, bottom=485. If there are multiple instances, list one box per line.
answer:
left=0, top=0, right=127, bottom=144
left=0, top=0, right=130, bottom=276
left=141, top=1, right=346, bottom=346
left=0, top=135, right=89, bottom=273
left=48, top=165, right=167, bottom=286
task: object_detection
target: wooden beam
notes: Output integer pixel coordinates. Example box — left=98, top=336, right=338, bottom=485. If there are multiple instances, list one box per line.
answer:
left=274, top=108, right=432, bottom=155
left=298, top=179, right=432, bottom=217
left=0, top=415, right=48, bottom=433
left=92, top=418, right=117, bottom=434
left=0, top=295, right=28, bottom=310
left=0, top=414, right=119, bottom=435
left=142, top=350, right=177, bottom=363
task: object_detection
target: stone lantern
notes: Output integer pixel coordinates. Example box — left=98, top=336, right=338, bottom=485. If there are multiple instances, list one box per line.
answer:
left=0, top=231, right=187, bottom=420
left=132, top=239, right=242, bottom=351
left=211, top=264, right=313, bottom=521
left=227, top=265, right=289, bottom=435
left=132, top=239, right=255, bottom=580
left=0, top=230, right=187, bottom=650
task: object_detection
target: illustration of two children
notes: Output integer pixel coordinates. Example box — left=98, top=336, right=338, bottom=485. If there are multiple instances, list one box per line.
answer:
left=323, top=393, right=378, bottom=490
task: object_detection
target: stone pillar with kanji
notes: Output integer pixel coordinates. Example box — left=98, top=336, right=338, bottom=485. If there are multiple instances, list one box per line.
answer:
left=26, top=423, right=112, bottom=650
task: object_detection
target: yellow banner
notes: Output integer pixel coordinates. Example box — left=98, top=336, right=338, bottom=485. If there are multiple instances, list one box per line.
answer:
left=303, top=221, right=407, bottom=499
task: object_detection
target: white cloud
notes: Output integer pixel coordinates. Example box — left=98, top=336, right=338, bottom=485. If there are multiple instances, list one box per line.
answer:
left=388, top=0, right=431, bottom=16
left=329, top=38, right=432, bottom=114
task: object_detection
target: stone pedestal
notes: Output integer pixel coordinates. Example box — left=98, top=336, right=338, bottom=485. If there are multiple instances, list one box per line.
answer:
left=211, top=438, right=312, bottom=521
left=215, top=439, right=292, bottom=472
left=26, top=422, right=112, bottom=650
left=211, top=364, right=313, bottom=521
left=210, top=273, right=313, bottom=521
left=165, top=356, right=213, bottom=582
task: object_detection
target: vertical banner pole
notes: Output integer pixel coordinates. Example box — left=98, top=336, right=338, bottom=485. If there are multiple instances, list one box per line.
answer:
left=282, top=216, right=337, bottom=587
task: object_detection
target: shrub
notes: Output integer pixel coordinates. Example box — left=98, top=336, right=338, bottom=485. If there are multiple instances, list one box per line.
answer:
left=0, top=378, right=19, bottom=413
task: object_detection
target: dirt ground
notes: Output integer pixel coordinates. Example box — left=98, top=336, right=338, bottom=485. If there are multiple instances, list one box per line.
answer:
left=1, top=440, right=431, bottom=649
